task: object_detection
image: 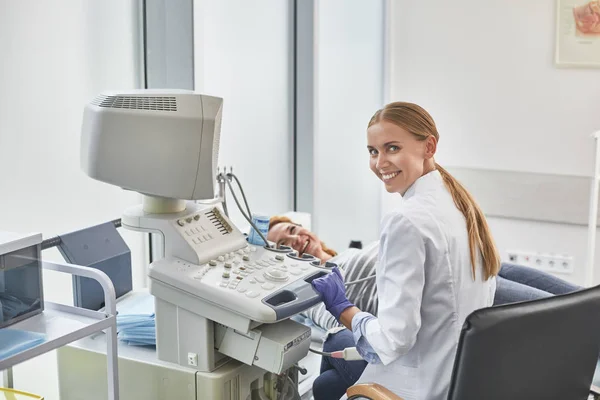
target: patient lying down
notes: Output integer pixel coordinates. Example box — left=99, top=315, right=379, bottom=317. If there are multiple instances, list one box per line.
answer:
left=267, top=216, right=582, bottom=331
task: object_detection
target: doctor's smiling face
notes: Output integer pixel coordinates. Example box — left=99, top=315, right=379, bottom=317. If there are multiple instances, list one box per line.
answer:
left=367, top=103, right=437, bottom=195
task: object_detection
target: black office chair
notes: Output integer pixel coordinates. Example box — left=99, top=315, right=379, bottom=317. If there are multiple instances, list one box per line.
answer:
left=347, top=285, right=600, bottom=400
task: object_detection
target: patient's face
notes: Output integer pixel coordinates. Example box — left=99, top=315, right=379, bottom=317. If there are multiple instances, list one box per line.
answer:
left=267, top=222, right=331, bottom=261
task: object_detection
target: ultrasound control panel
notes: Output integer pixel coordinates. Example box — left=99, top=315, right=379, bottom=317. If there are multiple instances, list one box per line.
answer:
left=149, top=244, right=327, bottom=323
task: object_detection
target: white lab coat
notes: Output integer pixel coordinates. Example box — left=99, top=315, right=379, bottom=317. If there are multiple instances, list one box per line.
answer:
left=346, top=170, right=496, bottom=400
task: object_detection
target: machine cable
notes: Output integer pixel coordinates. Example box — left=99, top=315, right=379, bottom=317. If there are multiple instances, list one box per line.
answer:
left=216, top=168, right=229, bottom=217
left=223, top=171, right=271, bottom=248
left=276, top=373, right=300, bottom=400
left=308, top=346, right=363, bottom=361
left=228, top=171, right=253, bottom=218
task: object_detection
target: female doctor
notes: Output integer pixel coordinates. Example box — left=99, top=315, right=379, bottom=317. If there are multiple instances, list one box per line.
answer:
left=310, top=102, right=500, bottom=400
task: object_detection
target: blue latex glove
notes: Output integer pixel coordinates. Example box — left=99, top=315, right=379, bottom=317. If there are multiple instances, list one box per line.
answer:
left=311, top=266, right=354, bottom=321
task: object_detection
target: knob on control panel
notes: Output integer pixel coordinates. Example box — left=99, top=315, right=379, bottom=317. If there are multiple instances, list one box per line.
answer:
left=264, top=268, right=289, bottom=282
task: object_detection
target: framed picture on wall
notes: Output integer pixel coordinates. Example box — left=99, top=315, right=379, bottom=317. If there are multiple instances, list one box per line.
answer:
left=555, top=0, right=600, bottom=67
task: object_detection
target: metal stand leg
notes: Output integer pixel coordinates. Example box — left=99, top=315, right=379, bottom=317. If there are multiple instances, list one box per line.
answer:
left=2, top=367, right=14, bottom=388
left=106, top=324, right=119, bottom=400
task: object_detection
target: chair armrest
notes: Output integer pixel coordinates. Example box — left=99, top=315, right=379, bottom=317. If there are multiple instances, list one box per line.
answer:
left=346, top=383, right=404, bottom=400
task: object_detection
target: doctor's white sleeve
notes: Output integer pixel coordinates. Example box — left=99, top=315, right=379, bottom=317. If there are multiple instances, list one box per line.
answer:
left=351, top=213, right=426, bottom=366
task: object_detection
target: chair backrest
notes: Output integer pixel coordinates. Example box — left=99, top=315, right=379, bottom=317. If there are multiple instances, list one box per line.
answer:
left=447, top=285, right=600, bottom=400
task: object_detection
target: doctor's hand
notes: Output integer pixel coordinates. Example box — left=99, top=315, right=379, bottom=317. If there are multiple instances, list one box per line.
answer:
left=311, top=266, right=354, bottom=321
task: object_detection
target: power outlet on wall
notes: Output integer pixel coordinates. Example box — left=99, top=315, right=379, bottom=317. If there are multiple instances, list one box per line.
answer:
left=506, top=250, right=574, bottom=274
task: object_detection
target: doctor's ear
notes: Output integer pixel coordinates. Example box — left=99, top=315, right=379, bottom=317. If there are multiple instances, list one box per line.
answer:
left=424, top=135, right=437, bottom=159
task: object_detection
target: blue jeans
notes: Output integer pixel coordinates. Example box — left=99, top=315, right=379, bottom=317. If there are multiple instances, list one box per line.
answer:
left=494, top=262, right=582, bottom=305
left=312, top=329, right=368, bottom=400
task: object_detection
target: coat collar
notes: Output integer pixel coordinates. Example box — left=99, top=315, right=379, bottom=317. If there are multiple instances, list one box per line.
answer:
left=402, top=169, right=442, bottom=201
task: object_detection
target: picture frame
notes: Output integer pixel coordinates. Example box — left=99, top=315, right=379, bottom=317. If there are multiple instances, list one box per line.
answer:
left=555, top=0, right=600, bottom=68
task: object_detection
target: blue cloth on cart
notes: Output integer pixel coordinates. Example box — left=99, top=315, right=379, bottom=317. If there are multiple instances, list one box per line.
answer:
left=0, top=328, right=46, bottom=360
left=116, top=292, right=156, bottom=347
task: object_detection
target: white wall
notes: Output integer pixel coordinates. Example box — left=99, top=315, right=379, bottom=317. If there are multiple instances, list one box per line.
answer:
left=0, top=1, right=143, bottom=398
left=193, top=0, right=294, bottom=231
left=388, top=0, right=600, bottom=176
left=313, top=0, right=385, bottom=252
left=386, top=0, right=600, bottom=285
